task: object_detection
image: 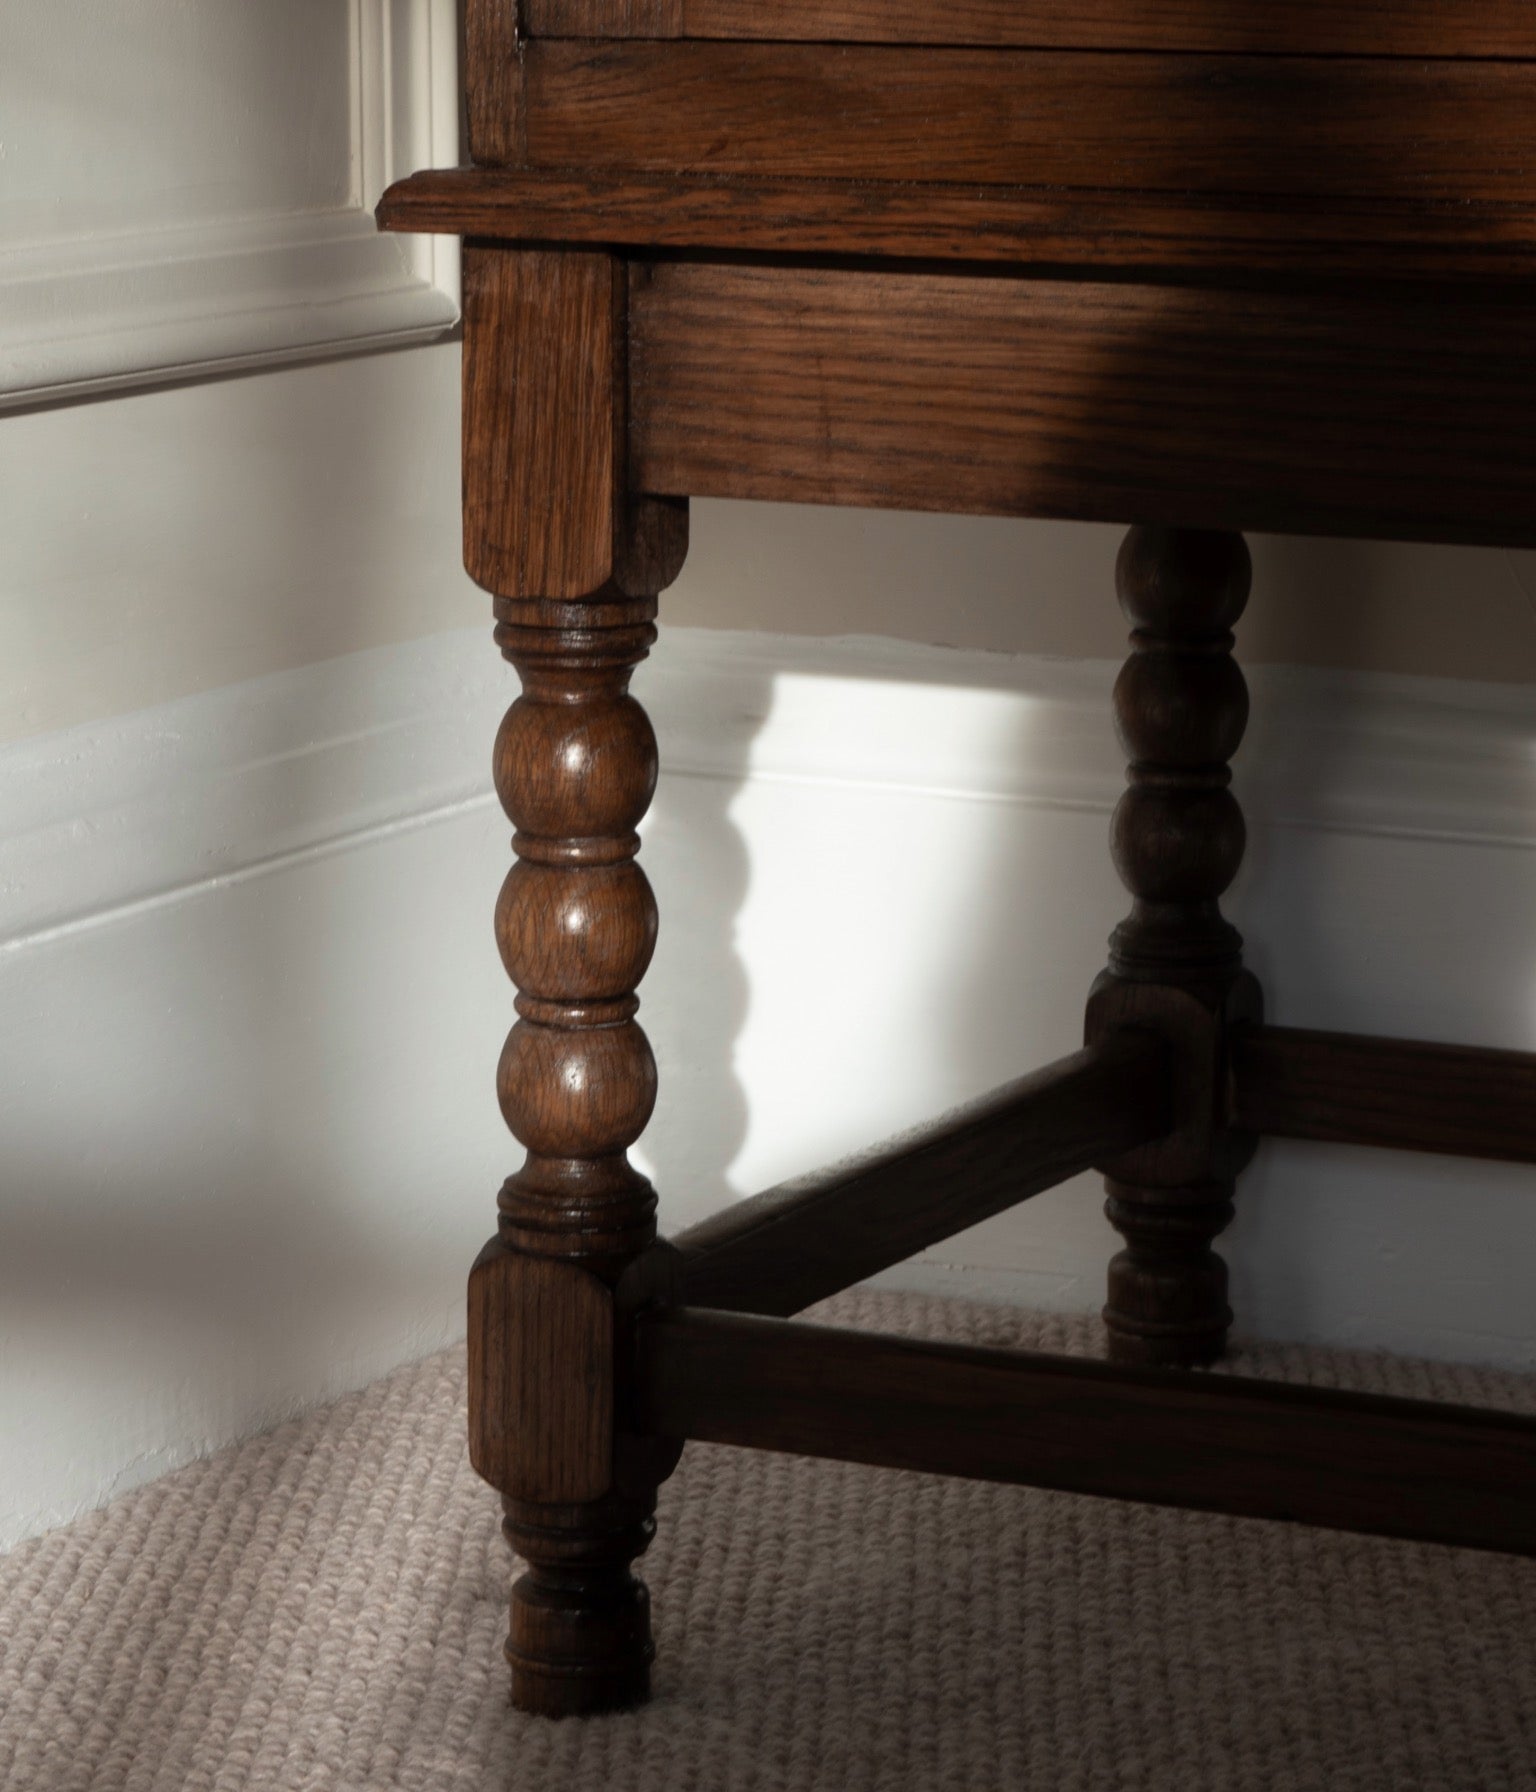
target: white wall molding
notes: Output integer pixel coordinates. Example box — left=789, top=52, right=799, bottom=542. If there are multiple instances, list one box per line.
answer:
left=0, top=632, right=504, bottom=954
left=0, top=0, right=459, bottom=408
left=4, top=627, right=1534, bottom=957
left=654, top=632, right=1536, bottom=849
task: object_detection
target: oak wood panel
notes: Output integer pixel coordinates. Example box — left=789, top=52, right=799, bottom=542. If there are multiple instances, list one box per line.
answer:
left=1233, top=1027, right=1536, bottom=1164
left=638, top=1308, right=1536, bottom=1557
left=524, top=0, right=1536, bottom=58
left=463, top=246, right=687, bottom=602
left=525, top=44, right=1536, bottom=205
left=629, top=263, right=1536, bottom=548
left=464, top=0, right=525, bottom=165
left=672, top=1033, right=1171, bottom=1318
left=379, top=169, right=1536, bottom=285
left=464, top=248, right=617, bottom=599
left=468, top=1245, right=614, bottom=1500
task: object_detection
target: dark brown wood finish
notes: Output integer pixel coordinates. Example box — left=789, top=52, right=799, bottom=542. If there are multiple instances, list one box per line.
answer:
left=1233, top=1027, right=1536, bottom=1164
left=524, top=44, right=1536, bottom=205
left=463, top=242, right=688, bottom=1717
left=484, top=600, right=668, bottom=1717
left=379, top=169, right=1536, bottom=287
left=463, top=248, right=686, bottom=601
left=1086, top=530, right=1261, bottom=1367
left=383, top=0, right=1536, bottom=1727
left=524, top=0, right=1536, bottom=57
left=672, top=1034, right=1172, bottom=1318
left=464, top=0, right=525, bottom=165
left=628, top=264, right=1536, bottom=549
left=637, top=1308, right=1536, bottom=1557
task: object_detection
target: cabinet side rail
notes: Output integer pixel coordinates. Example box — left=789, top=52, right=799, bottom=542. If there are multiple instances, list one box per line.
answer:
left=637, top=1307, right=1536, bottom=1557
left=1233, top=1025, right=1536, bottom=1163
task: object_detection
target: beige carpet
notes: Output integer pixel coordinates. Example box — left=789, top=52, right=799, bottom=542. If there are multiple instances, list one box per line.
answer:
left=3, top=1290, right=1535, bottom=1792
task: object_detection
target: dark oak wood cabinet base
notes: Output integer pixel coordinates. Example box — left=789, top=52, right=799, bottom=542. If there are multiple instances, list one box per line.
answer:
left=380, top=0, right=1536, bottom=1721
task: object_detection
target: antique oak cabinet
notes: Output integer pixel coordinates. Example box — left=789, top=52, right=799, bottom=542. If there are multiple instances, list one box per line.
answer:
left=379, top=0, right=1536, bottom=1721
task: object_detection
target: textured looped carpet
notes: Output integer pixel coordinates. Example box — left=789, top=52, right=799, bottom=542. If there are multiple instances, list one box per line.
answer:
left=2, top=1291, right=1534, bottom=1792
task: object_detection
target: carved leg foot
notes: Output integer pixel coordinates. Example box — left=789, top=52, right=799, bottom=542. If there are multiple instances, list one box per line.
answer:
left=1103, top=1177, right=1234, bottom=1367
left=503, top=1494, right=658, bottom=1716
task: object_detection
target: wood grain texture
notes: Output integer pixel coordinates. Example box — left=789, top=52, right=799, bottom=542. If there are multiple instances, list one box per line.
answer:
left=672, top=1033, right=1172, bottom=1318
left=462, top=246, right=687, bottom=602
left=464, top=0, right=525, bottom=164
left=637, top=1308, right=1536, bottom=1558
left=500, top=1490, right=660, bottom=1714
left=378, top=168, right=1536, bottom=287
left=460, top=244, right=693, bottom=1716
left=1232, top=1027, right=1536, bottom=1164
left=628, top=263, right=1536, bottom=548
left=525, top=43, right=1536, bottom=205
left=487, top=604, right=672, bottom=1717
left=524, top=0, right=1536, bottom=58
left=485, top=603, right=675, bottom=1718
left=468, top=1245, right=614, bottom=1500
left=463, top=248, right=615, bottom=600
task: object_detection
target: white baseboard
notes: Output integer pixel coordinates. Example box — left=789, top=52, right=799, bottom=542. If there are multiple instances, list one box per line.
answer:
left=2, top=625, right=1534, bottom=1546
left=0, top=632, right=507, bottom=954
left=6, top=627, right=1532, bottom=954
left=655, top=630, right=1536, bottom=847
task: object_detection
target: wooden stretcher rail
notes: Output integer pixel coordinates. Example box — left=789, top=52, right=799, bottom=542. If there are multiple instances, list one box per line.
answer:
left=637, top=1308, right=1536, bottom=1557
left=672, top=1033, right=1171, bottom=1318
left=377, top=169, right=1536, bottom=285
left=1233, top=1026, right=1536, bottom=1164
left=629, top=262, right=1536, bottom=548
left=522, top=0, right=1536, bottom=59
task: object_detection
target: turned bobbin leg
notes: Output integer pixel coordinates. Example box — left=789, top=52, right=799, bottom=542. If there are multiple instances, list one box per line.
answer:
left=1087, top=526, right=1262, bottom=1367
left=479, top=599, right=678, bottom=1715
left=459, top=244, right=688, bottom=1715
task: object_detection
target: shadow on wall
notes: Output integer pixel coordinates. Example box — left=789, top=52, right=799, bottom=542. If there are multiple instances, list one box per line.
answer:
left=631, top=637, right=761, bottom=1227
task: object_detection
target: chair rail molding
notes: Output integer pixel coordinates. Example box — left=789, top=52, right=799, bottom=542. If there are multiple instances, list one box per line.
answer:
left=0, top=0, right=460, bottom=408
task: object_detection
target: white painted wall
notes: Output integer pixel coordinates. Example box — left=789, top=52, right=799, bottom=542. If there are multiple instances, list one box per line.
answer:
left=0, top=343, right=483, bottom=742
left=3, top=626, right=1535, bottom=1546
left=0, top=0, right=459, bottom=406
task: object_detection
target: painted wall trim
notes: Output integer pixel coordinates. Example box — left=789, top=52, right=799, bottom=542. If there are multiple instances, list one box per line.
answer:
left=2, top=626, right=1532, bottom=957
left=0, top=0, right=460, bottom=408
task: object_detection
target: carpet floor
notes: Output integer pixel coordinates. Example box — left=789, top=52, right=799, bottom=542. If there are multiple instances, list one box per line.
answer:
left=3, top=1290, right=1535, bottom=1792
